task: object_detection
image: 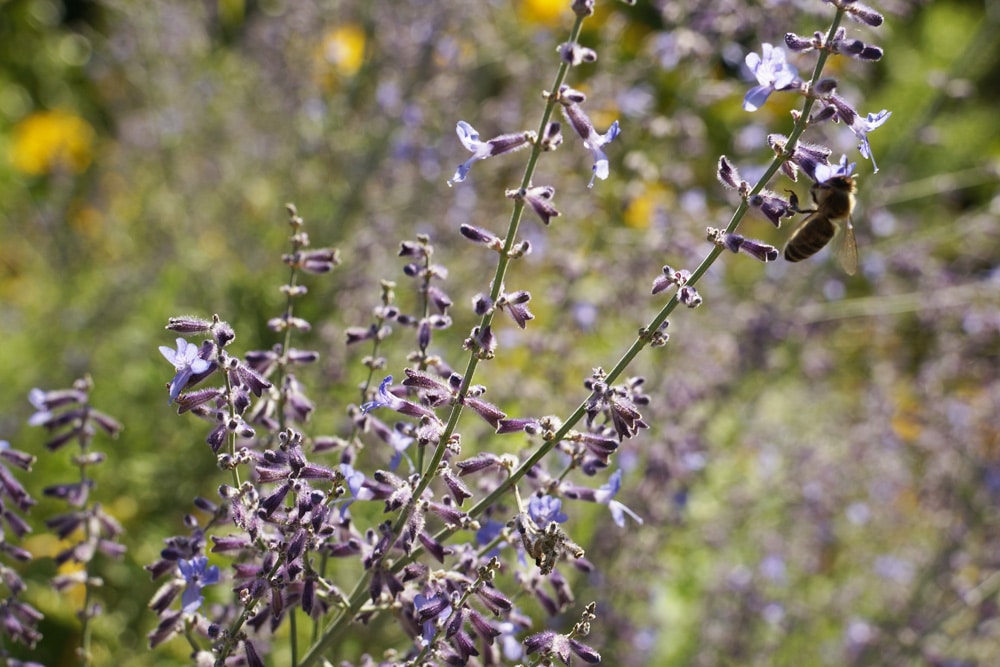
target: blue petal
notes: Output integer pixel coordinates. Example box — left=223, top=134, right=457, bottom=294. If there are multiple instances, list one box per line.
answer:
left=455, top=121, right=482, bottom=151
left=181, top=588, right=204, bottom=614
left=743, top=85, right=772, bottom=112
left=447, top=158, right=476, bottom=187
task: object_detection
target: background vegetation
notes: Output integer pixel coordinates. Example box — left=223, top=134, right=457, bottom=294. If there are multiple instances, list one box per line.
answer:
left=1, top=0, right=998, bottom=665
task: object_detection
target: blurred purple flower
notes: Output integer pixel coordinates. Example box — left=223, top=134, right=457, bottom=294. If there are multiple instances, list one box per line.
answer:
left=593, top=469, right=643, bottom=527
left=338, top=462, right=376, bottom=518
left=177, top=555, right=220, bottom=613
left=159, top=338, right=210, bottom=403
left=743, top=43, right=798, bottom=112
left=476, top=519, right=507, bottom=558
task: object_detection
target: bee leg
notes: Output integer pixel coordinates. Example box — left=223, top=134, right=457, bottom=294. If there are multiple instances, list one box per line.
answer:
left=784, top=189, right=813, bottom=214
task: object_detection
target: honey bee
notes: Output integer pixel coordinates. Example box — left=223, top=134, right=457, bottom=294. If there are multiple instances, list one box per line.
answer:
left=784, top=168, right=858, bottom=275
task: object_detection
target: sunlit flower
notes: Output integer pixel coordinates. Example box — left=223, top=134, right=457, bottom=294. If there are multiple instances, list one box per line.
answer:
left=850, top=109, right=891, bottom=173
left=561, top=100, right=621, bottom=188
left=815, top=154, right=856, bottom=184
left=447, top=121, right=534, bottom=186
left=743, top=43, right=799, bottom=112
left=584, top=120, right=620, bottom=188
left=159, top=338, right=211, bottom=403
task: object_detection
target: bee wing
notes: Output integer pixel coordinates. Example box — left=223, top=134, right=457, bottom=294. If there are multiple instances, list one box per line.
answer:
left=836, top=217, right=858, bottom=276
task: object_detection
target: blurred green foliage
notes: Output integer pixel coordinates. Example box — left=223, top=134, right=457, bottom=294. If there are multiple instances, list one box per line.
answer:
left=1, top=0, right=998, bottom=665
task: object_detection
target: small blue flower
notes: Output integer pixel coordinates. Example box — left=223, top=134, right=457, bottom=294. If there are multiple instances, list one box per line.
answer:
left=177, top=555, right=220, bottom=614
left=497, top=619, right=526, bottom=661
left=448, top=121, right=491, bottom=186
left=360, top=375, right=395, bottom=414
left=815, top=154, right=856, bottom=184
left=593, top=469, right=643, bottom=528
left=387, top=429, right=415, bottom=472
left=743, top=43, right=799, bottom=112
left=447, top=121, right=533, bottom=187
left=158, top=338, right=211, bottom=403
left=849, top=109, right=891, bottom=173
left=337, top=462, right=375, bottom=518
left=585, top=120, right=621, bottom=189
left=527, top=495, right=568, bottom=525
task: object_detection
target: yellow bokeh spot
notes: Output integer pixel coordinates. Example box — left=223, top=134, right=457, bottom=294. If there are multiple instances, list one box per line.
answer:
left=623, top=183, right=671, bottom=229
left=10, top=109, right=94, bottom=175
left=891, top=413, right=922, bottom=443
left=519, top=0, right=566, bottom=27
left=68, top=202, right=104, bottom=238
left=315, top=25, right=366, bottom=89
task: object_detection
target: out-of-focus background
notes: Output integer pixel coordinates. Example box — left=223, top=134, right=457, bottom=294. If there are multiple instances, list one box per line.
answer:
left=1, top=0, right=998, bottom=665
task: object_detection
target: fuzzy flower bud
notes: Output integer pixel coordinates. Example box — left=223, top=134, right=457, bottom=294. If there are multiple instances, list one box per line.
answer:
left=708, top=228, right=779, bottom=263
left=749, top=191, right=794, bottom=227
left=508, top=185, right=561, bottom=225
left=843, top=1, right=884, bottom=26
left=678, top=285, right=702, bottom=308
left=783, top=32, right=815, bottom=52
left=558, top=41, right=598, bottom=66
left=716, top=155, right=745, bottom=190
left=540, top=121, right=563, bottom=151
left=459, top=224, right=503, bottom=250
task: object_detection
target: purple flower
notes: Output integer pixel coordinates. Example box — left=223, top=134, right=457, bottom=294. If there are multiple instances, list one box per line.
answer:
left=850, top=109, right=891, bottom=173
left=360, top=375, right=395, bottom=414
left=561, top=101, right=621, bottom=187
left=360, top=375, right=441, bottom=422
left=447, top=121, right=533, bottom=186
left=584, top=120, right=620, bottom=188
left=528, top=495, right=568, bottom=525
left=158, top=338, right=211, bottom=403
left=414, top=592, right=452, bottom=646
left=593, top=469, right=643, bottom=527
left=743, top=43, right=799, bottom=112
left=177, top=555, right=220, bottom=613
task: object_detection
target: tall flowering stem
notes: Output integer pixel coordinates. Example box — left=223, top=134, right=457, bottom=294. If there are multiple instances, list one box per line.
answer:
left=28, top=377, right=125, bottom=667
left=297, top=13, right=589, bottom=667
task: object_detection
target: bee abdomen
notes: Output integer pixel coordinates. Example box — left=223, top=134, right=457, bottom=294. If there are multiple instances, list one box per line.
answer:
left=783, top=219, right=836, bottom=263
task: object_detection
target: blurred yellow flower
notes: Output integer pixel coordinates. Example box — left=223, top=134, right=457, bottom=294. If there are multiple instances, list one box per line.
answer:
left=624, top=183, right=671, bottom=229
left=315, top=24, right=366, bottom=89
left=10, top=109, right=94, bottom=176
left=519, top=0, right=565, bottom=26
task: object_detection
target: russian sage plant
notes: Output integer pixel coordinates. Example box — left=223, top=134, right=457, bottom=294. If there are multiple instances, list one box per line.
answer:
left=1, top=0, right=896, bottom=665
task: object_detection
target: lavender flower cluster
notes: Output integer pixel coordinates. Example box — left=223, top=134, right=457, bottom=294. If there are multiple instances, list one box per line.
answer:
left=0, top=1, right=895, bottom=665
